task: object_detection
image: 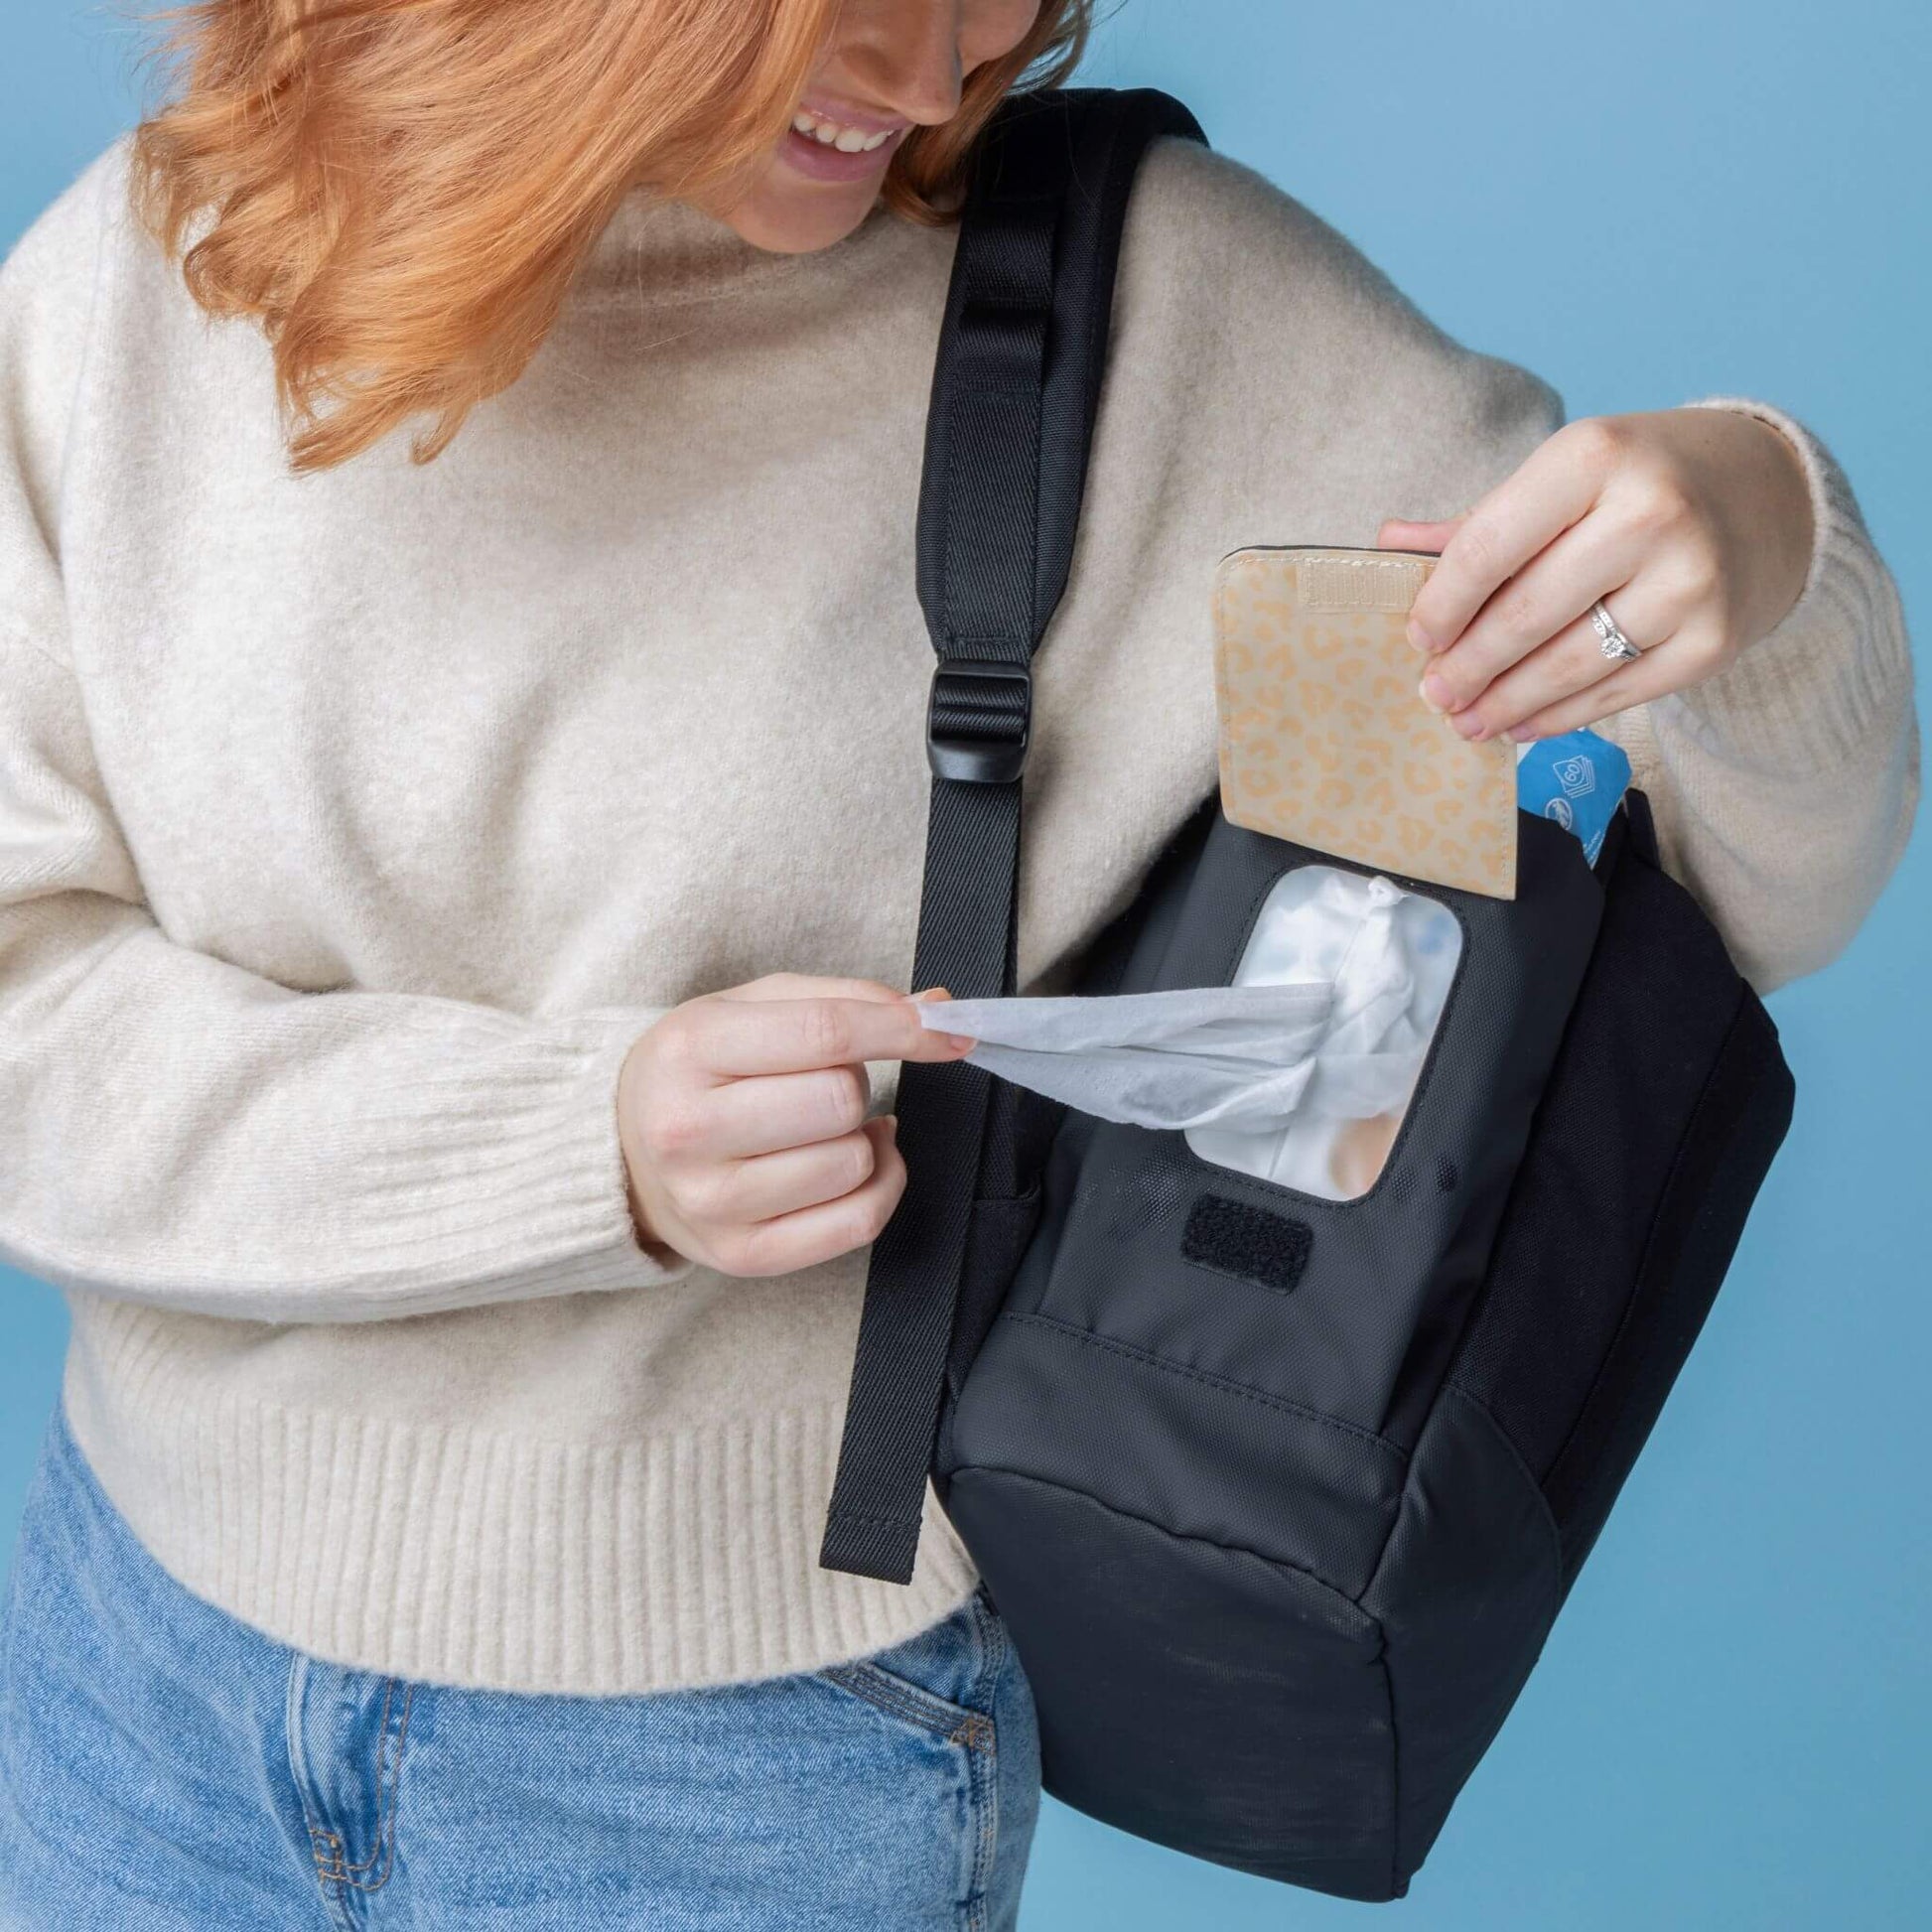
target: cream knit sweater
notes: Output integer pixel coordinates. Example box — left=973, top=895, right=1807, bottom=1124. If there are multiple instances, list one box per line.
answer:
left=0, top=131, right=1916, bottom=1695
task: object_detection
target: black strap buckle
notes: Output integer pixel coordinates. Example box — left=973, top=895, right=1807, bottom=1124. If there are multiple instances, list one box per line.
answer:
left=925, top=657, right=1033, bottom=783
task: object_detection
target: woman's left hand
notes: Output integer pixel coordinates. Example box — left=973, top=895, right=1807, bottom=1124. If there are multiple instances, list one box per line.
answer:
left=1380, top=408, right=1815, bottom=743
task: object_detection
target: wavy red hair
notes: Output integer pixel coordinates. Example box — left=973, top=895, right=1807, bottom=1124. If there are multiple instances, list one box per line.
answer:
left=128, top=0, right=1092, bottom=472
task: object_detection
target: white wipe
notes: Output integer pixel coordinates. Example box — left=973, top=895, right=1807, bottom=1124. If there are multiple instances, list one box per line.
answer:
left=913, top=867, right=1462, bottom=1201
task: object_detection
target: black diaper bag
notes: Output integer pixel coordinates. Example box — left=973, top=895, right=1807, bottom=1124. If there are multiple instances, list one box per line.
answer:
left=819, top=85, right=1796, bottom=1902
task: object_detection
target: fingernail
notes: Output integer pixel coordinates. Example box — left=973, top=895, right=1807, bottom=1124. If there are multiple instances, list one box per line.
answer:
left=1406, top=619, right=1434, bottom=652
left=1450, top=711, right=1489, bottom=741
left=945, top=1034, right=976, bottom=1053
left=1418, top=673, right=1452, bottom=713
left=1506, top=724, right=1539, bottom=744
left=909, top=985, right=951, bottom=1001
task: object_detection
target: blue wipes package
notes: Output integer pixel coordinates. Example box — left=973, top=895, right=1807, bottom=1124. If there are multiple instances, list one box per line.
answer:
left=1514, top=728, right=1632, bottom=867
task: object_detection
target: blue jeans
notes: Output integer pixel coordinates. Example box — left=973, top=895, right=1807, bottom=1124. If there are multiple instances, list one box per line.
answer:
left=0, top=1400, right=1039, bottom=1929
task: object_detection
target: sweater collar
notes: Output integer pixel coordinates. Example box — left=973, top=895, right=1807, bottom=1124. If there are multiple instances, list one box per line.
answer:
left=575, top=184, right=901, bottom=309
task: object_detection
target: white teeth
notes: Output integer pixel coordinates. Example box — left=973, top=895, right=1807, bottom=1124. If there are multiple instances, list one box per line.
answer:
left=792, top=108, right=897, bottom=156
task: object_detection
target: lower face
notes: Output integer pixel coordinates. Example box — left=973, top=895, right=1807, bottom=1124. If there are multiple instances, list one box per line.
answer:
left=709, top=103, right=918, bottom=256
left=695, top=0, right=1045, bottom=253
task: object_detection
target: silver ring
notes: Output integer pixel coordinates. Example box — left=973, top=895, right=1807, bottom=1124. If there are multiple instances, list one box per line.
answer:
left=1589, top=597, right=1643, bottom=663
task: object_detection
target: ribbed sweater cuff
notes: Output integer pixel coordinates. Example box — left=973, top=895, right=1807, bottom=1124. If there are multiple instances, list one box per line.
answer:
left=337, top=1003, right=697, bottom=1316
left=1664, top=395, right=1915, bottom=769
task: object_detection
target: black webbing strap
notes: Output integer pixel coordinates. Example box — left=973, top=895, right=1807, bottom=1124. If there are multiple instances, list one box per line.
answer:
left=820, top=87, right=1207, bottom=1585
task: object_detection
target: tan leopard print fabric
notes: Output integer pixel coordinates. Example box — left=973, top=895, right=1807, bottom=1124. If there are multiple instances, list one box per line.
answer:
left=1211, top=547, right=1518, bottom=899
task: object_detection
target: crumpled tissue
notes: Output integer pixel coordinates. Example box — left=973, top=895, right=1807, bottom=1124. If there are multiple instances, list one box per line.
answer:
left=913, top=867, right=1461, bottom=1200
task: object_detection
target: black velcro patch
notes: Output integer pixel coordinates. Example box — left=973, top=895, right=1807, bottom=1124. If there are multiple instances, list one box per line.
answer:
left=1180, top=1193, right=1313, bottom=1297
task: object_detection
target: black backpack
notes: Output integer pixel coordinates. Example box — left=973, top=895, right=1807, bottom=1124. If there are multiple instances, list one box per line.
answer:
left=819, top=86, right=1795, bottom=1902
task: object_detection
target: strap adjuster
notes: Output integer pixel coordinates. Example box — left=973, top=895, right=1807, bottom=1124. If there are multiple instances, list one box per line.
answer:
left=925, top=657, right=1033, bottom=783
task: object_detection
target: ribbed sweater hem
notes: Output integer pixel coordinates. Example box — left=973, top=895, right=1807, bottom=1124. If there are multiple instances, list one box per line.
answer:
left=58, top=1321, right=981, bottom=1697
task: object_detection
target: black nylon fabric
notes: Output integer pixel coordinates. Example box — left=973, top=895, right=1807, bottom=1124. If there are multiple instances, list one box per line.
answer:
left=938, top=793, right=1793, bottom=1897
left=1446, top=813, right=1798, bottom=1587
left=988, top=809, right=1601, bottom=1453
left=944, top=1465, right=1397, bottom=1898
left=820, top=88, right=1209, bottom=1584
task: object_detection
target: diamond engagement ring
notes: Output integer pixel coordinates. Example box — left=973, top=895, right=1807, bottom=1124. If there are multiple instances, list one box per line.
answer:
left=1589, top=598, right=1643, bottom=663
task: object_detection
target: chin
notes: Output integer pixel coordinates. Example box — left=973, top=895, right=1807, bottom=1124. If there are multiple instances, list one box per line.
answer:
left=723, top=174, right=882, bottom=255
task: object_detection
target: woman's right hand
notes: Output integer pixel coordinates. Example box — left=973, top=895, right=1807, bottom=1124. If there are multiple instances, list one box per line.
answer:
left=616, top=974, right=974, bottom=1278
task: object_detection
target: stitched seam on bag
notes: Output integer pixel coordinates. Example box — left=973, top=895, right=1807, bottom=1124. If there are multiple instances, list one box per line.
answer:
left=1358, top=1384, right=1563, bottom=1894
left=1378, top=1643, right=1400, bottom=1899
left=1534, top=982, right=1753, bottom=1499
left=1073, top=109, right=1129, bottom=427
left=1000, top=1311, right=1407, bottom=1462
left=953, top=1462, right=1376, bottom=1620
left=1353, top=1382, right=1566, bottom=1623
left=1440, top=1386, right=1566, bottom=1591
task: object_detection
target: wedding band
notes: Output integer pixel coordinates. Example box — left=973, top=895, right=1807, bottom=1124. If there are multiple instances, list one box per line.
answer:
left=1589, top=598, right=1643, bottom=663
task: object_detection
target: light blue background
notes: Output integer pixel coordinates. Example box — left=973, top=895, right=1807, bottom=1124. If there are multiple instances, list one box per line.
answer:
left=5, top=3, right=1926, bottom=1926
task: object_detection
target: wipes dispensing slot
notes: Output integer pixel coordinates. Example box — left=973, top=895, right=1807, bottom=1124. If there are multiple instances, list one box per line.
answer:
left=1184, top=865, right=1461, bottom=1201
left=912, top=864, right=1463, bottom=1205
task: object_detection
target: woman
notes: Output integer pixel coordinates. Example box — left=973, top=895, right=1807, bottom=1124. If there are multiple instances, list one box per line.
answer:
left=0, top=0, right=1915, bottom=1925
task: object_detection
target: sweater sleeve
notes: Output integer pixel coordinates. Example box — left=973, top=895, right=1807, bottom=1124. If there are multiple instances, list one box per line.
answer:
left=0, top=616, right=698, bottom=1324
left=1587, top=396, right=1920, bottom=995
left=0, top=164, right=697, bottom=1325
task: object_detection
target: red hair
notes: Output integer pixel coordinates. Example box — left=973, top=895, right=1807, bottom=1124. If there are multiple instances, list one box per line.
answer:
left=128, top=0, right=1092, bottom=472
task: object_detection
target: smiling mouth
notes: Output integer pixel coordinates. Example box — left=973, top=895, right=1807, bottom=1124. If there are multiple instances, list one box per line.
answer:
left=790, top=106, right=901, bottom=154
